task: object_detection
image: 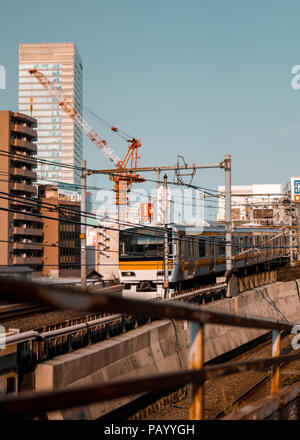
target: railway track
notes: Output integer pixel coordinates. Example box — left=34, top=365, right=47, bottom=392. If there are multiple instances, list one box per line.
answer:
left=127, top=332, right=300, bottom=420
left=213, top=342, right=295, bottom=419
left=1, top=269, right=300, bottom=420
left=0, top=303, right=47, bottom=320
left=214, top=337, right=300, bottom=419
left=0, top=283, right=122, bottom=325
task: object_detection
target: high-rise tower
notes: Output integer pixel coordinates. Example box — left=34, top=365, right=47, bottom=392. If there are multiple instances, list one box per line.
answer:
left=18, top=43, right=83, bottom=185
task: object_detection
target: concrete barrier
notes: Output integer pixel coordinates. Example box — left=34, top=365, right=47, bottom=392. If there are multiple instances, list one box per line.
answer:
left=203, top=279, right=300, bottom=362
left=35, top=320, right=190, bottom=420
left=34, top=279, right=300, bottom=419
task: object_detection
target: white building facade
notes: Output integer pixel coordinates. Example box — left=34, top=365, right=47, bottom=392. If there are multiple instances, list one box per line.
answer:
left=217, top=184, right=287, bottom=226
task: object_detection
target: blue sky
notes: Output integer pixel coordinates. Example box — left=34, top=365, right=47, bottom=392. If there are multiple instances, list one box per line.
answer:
left=1, top=0, right=300, bottom=218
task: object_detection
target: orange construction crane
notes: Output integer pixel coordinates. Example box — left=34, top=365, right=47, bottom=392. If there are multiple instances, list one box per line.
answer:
left=28, top=69, right=145, bottom=208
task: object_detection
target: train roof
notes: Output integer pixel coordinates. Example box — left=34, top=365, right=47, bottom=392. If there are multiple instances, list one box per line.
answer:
left=120, top=222, right=284, bottom=235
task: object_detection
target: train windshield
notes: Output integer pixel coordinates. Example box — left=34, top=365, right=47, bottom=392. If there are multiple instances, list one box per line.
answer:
left=119, top=228, right=165, bottom=259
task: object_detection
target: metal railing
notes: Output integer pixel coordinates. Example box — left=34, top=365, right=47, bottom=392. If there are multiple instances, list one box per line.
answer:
left=0, top=277, right=299, bottom=420
left=1, top=283, right=227, bottom=368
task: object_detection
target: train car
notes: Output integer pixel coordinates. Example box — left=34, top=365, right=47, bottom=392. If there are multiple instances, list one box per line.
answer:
left=119, top=222, right=289, bottom=300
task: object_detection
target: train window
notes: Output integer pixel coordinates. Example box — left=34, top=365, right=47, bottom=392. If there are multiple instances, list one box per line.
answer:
left=247, top=236, right=252, bottom=249
left=199, top=240, right=206, bottom=257
left=192, top=239, right=196, bottom=258
left=232, top=237, right=236, bottom=255
left=209, top=237, right=215, bottom=255
left=188, top=239, right=193, bottom=256
left=119, top=228, right=164, bottom=258
left=6, top=376, right=16, bottom=394
left=237, top=237, right=244, bottom=253
left=217, top=239, right=226, bottom=256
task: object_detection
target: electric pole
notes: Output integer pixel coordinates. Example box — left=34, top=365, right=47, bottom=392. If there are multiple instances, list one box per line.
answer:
left=224, top=154, right=233, bottom=296
left=81, top=160, right=87, bottom=289
left=163, top=174, right=169, bottom=299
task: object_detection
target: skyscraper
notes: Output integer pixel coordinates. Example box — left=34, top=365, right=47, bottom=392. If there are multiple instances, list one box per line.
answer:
left=18, top=43, right=83, bottom=185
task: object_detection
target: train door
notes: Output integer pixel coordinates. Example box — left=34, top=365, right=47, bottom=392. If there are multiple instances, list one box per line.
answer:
left=179, top=233, right=185, bottom=281
left=188, top=237, right=194, bottom=276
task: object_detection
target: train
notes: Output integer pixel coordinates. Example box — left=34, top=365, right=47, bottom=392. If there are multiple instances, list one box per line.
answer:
left=119, top=222, right=290, bottom=299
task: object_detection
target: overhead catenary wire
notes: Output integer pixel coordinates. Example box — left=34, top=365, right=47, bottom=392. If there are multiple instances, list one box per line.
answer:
left=1, top=148, right=289, bottom=213
left=0, top=195, right=293, bottom=254
left=2, top=145, right=290, bottom=209
left=1, top=179, right=293, bottom=239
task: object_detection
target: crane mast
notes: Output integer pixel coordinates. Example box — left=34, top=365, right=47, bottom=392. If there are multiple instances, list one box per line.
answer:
left=28, top=69, right=144, bottom=213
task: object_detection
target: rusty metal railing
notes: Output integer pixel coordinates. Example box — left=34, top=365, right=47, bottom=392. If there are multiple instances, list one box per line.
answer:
left=0, top=277, right=299, bottom=420
left=1, top=283, right=227, bottom=367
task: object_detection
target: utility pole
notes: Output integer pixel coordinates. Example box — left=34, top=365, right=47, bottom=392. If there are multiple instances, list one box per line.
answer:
left=81, top=160, right=87, bottom=289
left=156, top=169, right=160, bottom=189
left=155, top=169, right=160, bottom=225
left=95, top=226, right=99, bottom=273
left=224, top=154, right=233, bottom=296
left=163, top=174, right=169, bottom=299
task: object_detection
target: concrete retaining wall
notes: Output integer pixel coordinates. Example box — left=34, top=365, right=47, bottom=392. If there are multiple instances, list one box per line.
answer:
left=35, top=279, right=300, bottom=420
left=35, top=320, right=190, bottom=420
left=203, top=279, right=300, bottom=362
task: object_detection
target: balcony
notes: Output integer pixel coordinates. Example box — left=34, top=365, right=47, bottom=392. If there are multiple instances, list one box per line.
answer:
left=13, top=227, right=43, bottom=237
left=12, top=167, right=37, bottom=181
left=11, top=113, right=37, bottom=128
left=13, top=242, right=43, bottom=251
left=11, top=124, right=37, bottom=140
left=13, top=212, right=42, bottom=223
left=11, top=152, right=37, bottom=167
left=11, top=138, right=37, bottom=153
left=11, top=182, right=37, bottom=195
left=13, top=256, right=43, bottom=265
left=11, top=197, right=38, bottom=209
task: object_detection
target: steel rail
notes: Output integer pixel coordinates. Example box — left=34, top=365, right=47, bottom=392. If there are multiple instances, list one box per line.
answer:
left=1, top=352, right=300, bottom=419
left=0, top=303, right=43, bottom=317
left=214, top=341, right=300, bottom=419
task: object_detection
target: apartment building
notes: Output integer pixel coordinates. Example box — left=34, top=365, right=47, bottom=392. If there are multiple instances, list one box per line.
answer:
left=38, top=185, right=81, bottom=277
left=0, top=111, right=43, bottom=270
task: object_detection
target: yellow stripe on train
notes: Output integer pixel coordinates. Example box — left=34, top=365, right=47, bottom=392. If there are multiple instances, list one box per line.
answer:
left=119, top=260, right=174, bottom=270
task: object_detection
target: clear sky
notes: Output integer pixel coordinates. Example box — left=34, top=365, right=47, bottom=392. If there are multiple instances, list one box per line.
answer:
left=1, top=0, right=300, bottom=218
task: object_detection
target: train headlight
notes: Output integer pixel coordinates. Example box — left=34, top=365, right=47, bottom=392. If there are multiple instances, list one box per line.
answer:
left=121, top=272, right=136, bottom=277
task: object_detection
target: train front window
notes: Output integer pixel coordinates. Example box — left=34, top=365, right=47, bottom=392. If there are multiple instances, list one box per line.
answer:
left=120, top=229, right=166, bottom=258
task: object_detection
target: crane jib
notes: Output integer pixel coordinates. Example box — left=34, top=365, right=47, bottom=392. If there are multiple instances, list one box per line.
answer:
left=28, top=67, right=144, bottom=205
